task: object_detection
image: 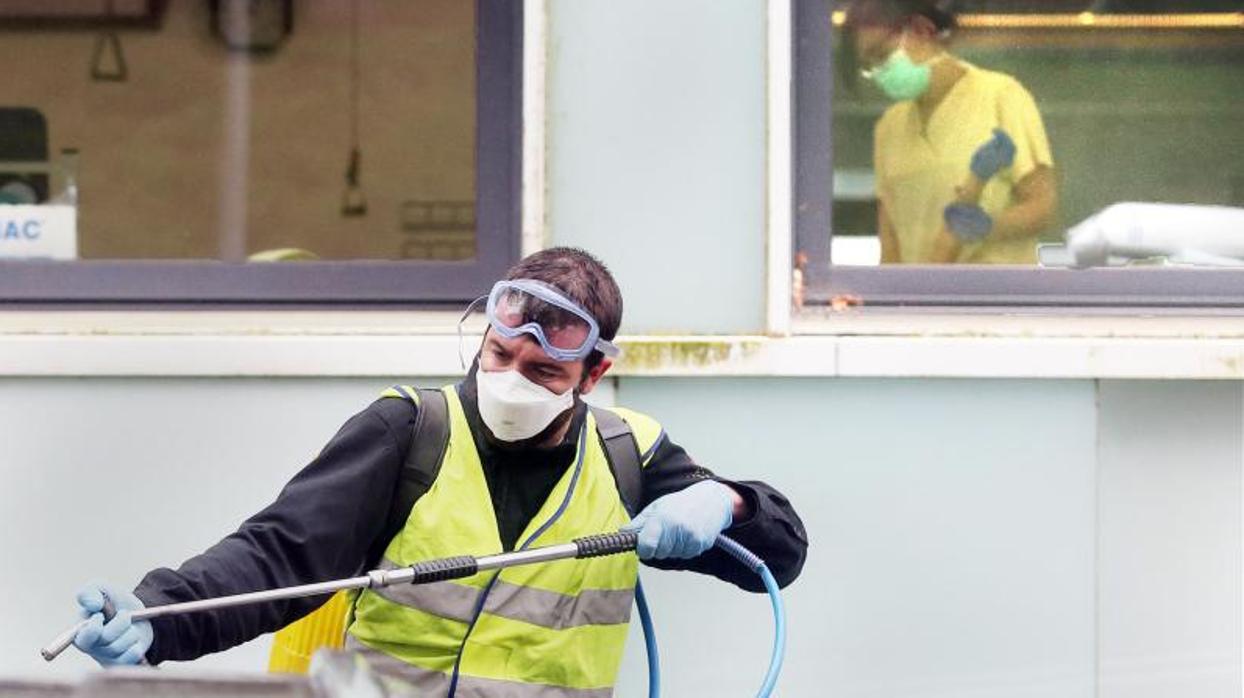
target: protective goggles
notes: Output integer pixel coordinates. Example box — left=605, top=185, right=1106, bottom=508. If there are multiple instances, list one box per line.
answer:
left=461, top=279, right=620, bottom=363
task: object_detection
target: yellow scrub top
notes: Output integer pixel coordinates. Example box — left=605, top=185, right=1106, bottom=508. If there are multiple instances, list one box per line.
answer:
left=874, top=60, right=1054, bottom=264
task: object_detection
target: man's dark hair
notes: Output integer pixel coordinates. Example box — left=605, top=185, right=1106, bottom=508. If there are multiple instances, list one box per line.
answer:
left=504, top=247, right=623, bottom=372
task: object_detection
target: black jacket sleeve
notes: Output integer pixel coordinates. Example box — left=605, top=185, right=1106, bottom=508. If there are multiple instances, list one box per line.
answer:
left=133, top=399, right=415, bottom=664
left=636, top=435, right=808, bottom=593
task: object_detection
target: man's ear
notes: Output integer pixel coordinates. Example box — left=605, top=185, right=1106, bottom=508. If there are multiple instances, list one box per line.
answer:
left=578, top=358, right=613, bottom=395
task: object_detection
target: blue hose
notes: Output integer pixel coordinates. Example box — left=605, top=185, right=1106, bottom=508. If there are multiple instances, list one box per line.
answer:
left=755, top=559, right=786, bottom=697
left=634, top=580, right=661, bottom=698
left=635, top=534, right=786, bottom=698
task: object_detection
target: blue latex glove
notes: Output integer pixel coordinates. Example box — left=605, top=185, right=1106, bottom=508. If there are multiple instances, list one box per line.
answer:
left=73, top=583, right=153, bottom=667
left=944, top=203, right=994, bottom=242
left=621, top=480, right=734, bottom=560
left=970, top=128, right=1017, bottom=181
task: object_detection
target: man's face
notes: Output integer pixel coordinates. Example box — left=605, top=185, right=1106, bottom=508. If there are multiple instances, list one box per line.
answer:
left=479, top=328, right=608, bottom=396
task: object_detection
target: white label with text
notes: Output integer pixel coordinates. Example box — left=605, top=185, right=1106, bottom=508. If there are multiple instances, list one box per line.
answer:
left=0, top=205, right=78, bottom=260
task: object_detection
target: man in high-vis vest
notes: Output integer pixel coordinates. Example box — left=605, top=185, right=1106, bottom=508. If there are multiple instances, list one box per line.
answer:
left=69, top=247, right=808, bottom=696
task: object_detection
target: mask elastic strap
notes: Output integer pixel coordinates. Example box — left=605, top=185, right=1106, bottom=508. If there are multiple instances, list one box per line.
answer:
left=457, top=295, right=487, bottom=371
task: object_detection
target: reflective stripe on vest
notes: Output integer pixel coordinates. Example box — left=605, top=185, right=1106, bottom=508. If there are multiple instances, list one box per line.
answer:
left=345, top=638, right=614, bottom=698
left=370, top=559, right=634, bottom=629
left=347, top=386, right=653, bottom=695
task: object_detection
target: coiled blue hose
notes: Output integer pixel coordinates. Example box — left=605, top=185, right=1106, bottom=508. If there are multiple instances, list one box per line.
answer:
left=635, top=534, right=786, bottom=698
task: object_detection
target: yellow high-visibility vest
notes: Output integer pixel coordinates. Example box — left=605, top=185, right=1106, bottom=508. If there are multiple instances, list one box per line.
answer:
left=272, top=384, right=664, bottom=698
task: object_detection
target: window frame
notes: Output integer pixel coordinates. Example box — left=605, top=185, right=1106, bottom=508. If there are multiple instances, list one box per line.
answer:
left=0, top=0, right=522, bottom=307
left=794, top=0, right=1244, bottom=310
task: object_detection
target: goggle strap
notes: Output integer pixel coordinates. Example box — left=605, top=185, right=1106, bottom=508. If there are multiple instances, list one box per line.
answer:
left=457, top=295, right=487, bottom=370
left=594, top=338, right=621, bottom=357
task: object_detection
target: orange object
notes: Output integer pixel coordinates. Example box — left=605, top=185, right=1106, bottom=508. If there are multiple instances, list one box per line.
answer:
left=830, top=294, right=863, bottom=312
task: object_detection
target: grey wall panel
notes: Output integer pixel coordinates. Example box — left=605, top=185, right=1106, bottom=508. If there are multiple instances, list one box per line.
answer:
left=613, top=378, right=1098, bottom=698
left=12, top=374, right=1236, bottom=696
left=1097, top=381, right=1243, bottom=698
left=0, top=377, right=449, bottom=680
left=546, top=0, right=767, bottom=334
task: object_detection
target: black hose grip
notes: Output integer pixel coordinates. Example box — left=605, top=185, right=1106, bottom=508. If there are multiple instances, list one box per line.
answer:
left=574, top=531, right=638, bottom=559
left=407, top=556, right=478, bottom=584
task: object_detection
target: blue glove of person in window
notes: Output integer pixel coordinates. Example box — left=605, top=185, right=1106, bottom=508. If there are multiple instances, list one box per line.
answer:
left=621, top=480, right=734, bottom=560
left=944, top=203, right=994, bottom=242
left=970, top=128, right=1017, bottom=181
left=73, top=583, right=153, bottom=666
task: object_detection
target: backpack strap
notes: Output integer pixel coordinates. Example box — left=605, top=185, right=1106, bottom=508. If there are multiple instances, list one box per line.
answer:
left=590, top=406, right=644, bottom=517
left=368, top=386, right=451, bottom=567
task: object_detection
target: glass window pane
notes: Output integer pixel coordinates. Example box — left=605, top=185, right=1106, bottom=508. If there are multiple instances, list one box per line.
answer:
left=828, top=0, right=1244, bottom=267
left=0, top=1, right=477, bottom=263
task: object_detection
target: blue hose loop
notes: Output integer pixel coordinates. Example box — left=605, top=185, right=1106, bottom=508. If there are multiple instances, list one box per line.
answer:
left=714, top=534, right=786, bottom=698
left=633, top=534, right=786, bottom=698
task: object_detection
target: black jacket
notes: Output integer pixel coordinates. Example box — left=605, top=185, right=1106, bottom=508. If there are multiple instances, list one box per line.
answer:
left=135, top=381, right=808, bottom=664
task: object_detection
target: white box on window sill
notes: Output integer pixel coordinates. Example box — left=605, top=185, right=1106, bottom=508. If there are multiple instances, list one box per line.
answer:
left=831, top=236, right=880, bottom=266
left=0, top=204, right=77, bottom=260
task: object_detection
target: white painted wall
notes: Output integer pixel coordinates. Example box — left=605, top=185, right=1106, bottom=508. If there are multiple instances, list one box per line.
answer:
left=544, top=0, right=768, bottom=335
left=1097, top=381, right=1242, bottom=698
left=1, top=378, right=405, bottom=681
left=3, top=376, right=1238, bottom=698
left=614, top=378, right=1100, bottom=698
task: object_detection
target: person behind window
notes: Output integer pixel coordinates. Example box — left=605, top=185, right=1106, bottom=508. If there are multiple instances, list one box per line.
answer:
left=842, top=0, right=1059, bottom=264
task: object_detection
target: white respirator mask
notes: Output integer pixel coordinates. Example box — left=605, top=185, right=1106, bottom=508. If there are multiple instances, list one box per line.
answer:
left=476, top=368, right=575, bottom=442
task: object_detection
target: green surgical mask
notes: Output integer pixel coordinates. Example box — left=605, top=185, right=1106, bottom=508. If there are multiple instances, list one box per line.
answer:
left=864, top=36, right=944, bottom=102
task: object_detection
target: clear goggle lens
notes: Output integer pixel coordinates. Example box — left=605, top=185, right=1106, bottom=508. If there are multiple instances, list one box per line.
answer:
left=491, top=285, right=595, bottom=354
left=458, top=279, right=619, bottom=363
